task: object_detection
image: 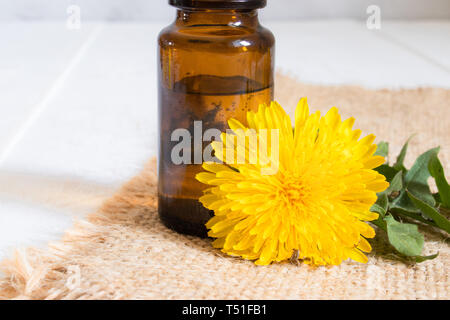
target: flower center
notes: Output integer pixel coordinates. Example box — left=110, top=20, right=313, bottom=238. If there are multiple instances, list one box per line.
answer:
left=277, top=175, right=310, bottom=206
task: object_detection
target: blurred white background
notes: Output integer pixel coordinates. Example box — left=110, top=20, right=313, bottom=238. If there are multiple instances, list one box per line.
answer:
left=0, top=1, right=449, bottom=261
left=1, top=0, right=450, bottom=20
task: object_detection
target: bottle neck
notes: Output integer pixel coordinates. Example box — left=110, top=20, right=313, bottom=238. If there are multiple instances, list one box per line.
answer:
left=175, top=9, right=260, bottom=29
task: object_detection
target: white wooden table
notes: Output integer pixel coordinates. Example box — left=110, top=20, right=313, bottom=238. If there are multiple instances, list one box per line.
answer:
left=0, top=20, right=449, bottom=261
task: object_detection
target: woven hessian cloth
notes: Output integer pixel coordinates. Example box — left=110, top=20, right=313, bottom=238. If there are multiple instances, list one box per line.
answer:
left=0, top=73, right=449, bottom=300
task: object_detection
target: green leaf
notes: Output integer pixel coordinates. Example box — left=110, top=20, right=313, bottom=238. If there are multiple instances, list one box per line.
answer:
left=392, top=147, right=439, bottom=209
left=391, top=191, right=419, bottom=213
left=429, top=153, right=450, bottom=208
left=385, top=171, right=403, bottom=195
left=371, top=193, right=388, bottom=230
left=371, top=193, right=388, bottom=218
left=371, top=216, right=387, bottom=232
left=371, top=204, right=386, bottom=216
left=414, top=253, right=439, bottom=263
left=374, top=164, right=400, bottom=182
left=407, top=191, right=450, bottom=234
left=406, top=183, right=436, bottom=207
left=390, top=207, right=438, bottom=227
left=384, top=215, right=424, bottom=257
left=393, top=135, right=415, bottom=171
left=375, top=141, right=389, bottom=158
left=404, top=147, right=439, bottom=195
left=433, top=193, right=441, bottom=204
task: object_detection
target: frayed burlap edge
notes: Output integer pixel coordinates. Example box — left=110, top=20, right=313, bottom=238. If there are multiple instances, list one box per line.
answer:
left=0, top=159, right=159, bottom=300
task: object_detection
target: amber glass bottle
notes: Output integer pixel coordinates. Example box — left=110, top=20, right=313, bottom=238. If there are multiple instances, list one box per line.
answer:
left=158, top=0, right=275, bottom=237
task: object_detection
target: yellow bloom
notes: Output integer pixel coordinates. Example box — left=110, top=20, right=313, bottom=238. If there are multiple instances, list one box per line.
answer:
left=196, top=98, right=388, bottom=266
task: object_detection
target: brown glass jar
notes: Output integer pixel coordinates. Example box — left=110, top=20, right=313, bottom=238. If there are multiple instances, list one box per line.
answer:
left=158, top=0, right=275, bottom=237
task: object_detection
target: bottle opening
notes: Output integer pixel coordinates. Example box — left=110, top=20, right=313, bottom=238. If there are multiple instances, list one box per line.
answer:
left=169, top=0, right=267, bottom=10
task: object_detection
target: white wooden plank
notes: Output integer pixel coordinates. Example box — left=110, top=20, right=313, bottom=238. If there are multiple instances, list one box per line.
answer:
left=0, top=23, right=161, bottom=260
left=379, top=21, right=450, bottom=72
left=0, top=199, right=75, bottom=258
left=0, top=22, right=98, bottom=154
left=1, top=23, right=161, bottom=185
left=270, top=20, right=450, bottom=88
left=0, top=168, right=116, bottom=259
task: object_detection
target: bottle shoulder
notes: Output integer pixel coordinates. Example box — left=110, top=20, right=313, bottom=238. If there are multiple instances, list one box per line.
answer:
left=256, top=25, right=275, bottom=48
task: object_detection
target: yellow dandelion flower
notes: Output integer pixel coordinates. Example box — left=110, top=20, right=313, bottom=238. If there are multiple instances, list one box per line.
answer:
left=196, top=98, right=389, bottom=266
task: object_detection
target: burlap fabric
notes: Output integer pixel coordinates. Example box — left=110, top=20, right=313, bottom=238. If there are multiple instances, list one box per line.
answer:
left=0, top=74, right=449, bottom=300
